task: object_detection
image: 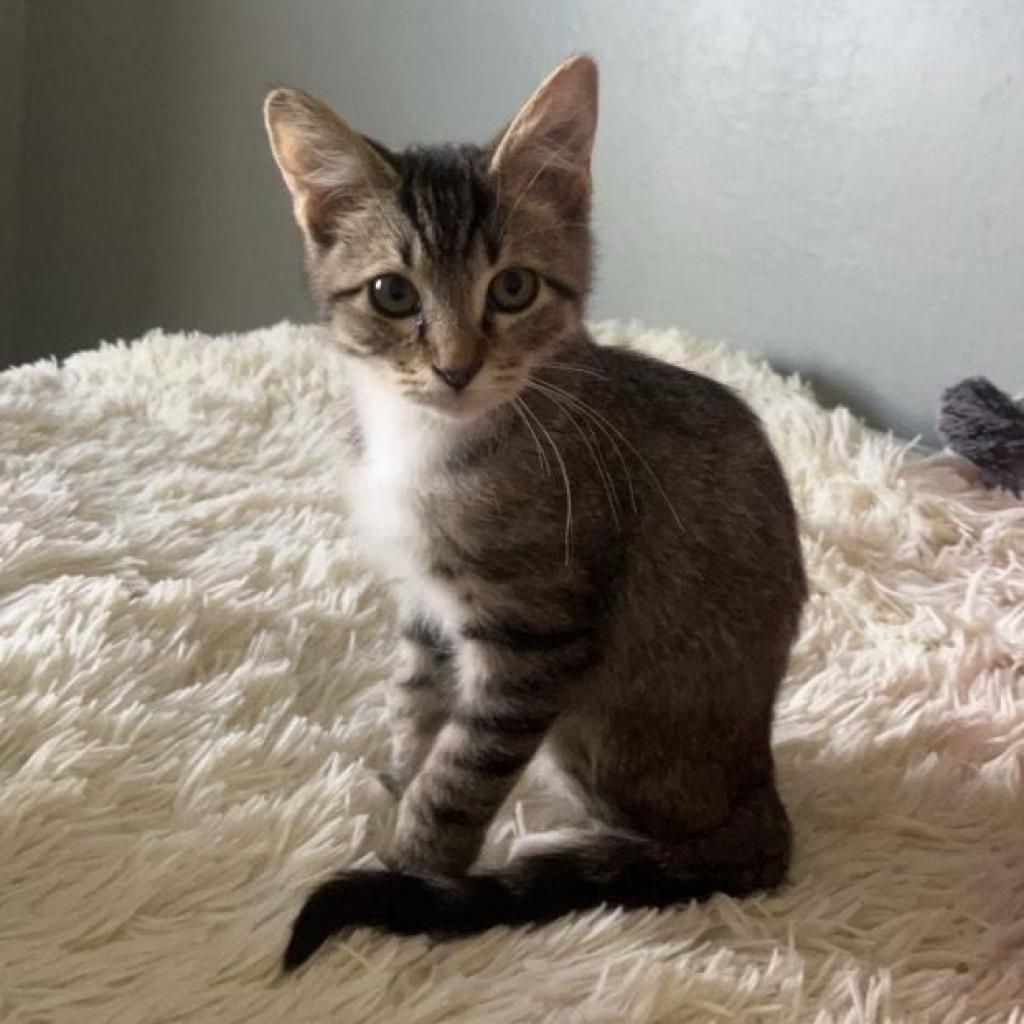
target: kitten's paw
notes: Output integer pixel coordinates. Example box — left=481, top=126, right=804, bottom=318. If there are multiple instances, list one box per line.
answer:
left=509, top=828, right=587, bottom=861
left=389, top=801, right=480, bottom=876
left=386, top=842, right=460, bottom=878
left=387, top=828, right=479, bottom=878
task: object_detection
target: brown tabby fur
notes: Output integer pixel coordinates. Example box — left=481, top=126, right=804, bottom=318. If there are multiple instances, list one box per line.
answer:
left=264, top=55, right=806, bottom=971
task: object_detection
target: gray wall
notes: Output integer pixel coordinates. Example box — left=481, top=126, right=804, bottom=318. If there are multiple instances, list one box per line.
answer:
left=11, top=0, right=1024, bottom=442
left=0, top=0, right=26, bottom=363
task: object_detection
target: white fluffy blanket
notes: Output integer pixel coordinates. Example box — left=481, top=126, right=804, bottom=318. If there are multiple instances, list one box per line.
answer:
left=2, top=321, right=1022, bottom=1023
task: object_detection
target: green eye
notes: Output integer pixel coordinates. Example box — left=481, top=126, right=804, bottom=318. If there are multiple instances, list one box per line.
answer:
left=487, top=267, right=539, bottom=313
left=369, top=274, right=420, bottom=318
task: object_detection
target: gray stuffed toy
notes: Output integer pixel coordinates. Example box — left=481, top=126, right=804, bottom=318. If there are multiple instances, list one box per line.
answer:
left=938, top=377, right=1024, bottom=498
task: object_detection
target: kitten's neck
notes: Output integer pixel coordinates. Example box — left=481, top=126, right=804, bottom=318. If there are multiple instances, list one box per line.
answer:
left=344, top=332, right=595, bottom=477
left=346, top=362, right=505, bottom=477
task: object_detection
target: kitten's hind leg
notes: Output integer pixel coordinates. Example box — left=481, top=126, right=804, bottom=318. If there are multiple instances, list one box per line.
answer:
left=503, top=783, right=791, bottom=923
left=384, top=617, right=455, bottom=796
left=549, top=731, right=792, bottom=897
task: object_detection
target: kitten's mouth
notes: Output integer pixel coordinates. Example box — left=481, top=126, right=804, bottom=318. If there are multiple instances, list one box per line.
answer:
left=412, top=387, right=507, bottom=421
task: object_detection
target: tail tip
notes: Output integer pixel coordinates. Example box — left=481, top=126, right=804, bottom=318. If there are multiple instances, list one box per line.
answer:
left=282, top=911, right=328, bottom=972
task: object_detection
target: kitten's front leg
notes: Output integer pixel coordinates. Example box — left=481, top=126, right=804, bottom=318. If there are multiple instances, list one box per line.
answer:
left=385, top=618, right=454, bottom=796
left=388, top=622, right=595, bottom=876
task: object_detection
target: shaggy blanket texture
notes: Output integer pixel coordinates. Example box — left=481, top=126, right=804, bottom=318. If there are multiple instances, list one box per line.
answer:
left=1, top=321, right=1022, bottom=1024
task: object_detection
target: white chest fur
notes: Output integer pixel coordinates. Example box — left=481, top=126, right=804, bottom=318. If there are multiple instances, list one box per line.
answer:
left=346, top=374, right=472, bottom=632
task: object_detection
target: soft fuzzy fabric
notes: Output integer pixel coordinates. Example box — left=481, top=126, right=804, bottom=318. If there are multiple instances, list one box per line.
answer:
left=1, top=321, right=1022, bottom=1024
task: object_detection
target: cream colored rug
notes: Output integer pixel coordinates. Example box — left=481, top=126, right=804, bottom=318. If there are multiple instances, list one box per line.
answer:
left=2, top=321, right=1022, bottom=1023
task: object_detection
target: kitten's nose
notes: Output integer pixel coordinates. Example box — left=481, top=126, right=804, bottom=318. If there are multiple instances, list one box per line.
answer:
left=431, top=363, right=479, bottom=392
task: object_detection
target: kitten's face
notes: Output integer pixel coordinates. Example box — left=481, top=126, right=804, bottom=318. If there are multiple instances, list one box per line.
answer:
left=265, top=57, right=598, bottom=421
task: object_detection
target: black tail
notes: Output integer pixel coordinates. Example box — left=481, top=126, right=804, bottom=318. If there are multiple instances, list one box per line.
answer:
left=283, top=817, right=790, bottom=970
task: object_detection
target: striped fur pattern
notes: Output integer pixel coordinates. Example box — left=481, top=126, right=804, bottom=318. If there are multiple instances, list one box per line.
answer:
left=264, top=56, right=807, bottom=971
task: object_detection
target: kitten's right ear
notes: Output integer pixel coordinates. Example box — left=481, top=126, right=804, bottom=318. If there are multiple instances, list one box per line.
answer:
left=263, top=88, right=397, bottom=248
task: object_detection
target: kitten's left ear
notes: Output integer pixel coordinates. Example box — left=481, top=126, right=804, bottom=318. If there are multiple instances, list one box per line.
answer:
left=488, top=55, right=599, bottom=205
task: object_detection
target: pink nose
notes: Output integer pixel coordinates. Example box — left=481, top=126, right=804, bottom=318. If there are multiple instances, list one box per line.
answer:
left=432, top=364, right=479, bottom=391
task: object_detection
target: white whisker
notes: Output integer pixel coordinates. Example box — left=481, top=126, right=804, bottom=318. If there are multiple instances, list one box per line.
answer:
left=518, top=394, right=574, bottom=565
left=564, top=381, right=680, bottom=529
left=525, top=382, right=621, bottom=530
left=530, top=377, right=687, bottom=529
left=512, top=396, right=550, bottom=475
left=527, top=377, right=636, bottom=514
left=541, top=361, right=609, bottom=380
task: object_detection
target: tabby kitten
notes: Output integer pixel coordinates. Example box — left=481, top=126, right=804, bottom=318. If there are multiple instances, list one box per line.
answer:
left=265, top=55, right=806, bottom=971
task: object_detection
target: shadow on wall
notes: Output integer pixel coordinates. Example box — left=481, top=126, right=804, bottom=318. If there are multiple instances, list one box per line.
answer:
left=13, top=0, right=310, bottom=367
left=768, top=356, right=901, bottom=441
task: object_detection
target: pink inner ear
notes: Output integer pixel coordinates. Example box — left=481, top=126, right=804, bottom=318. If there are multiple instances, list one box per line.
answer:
left=490, top=57, right=598, bottom=181
left=491, top=131, right=594, bottom=217
left=276, top=132, right=314, bottom=180
left=296, top=192, right=336, bottom=248
left=271, top=128, right=336, bottom=242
